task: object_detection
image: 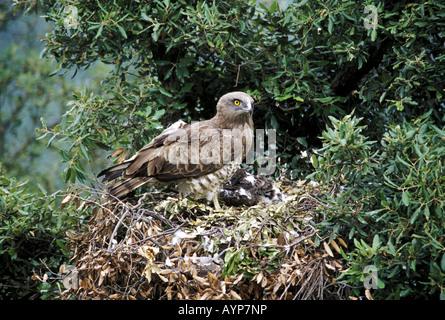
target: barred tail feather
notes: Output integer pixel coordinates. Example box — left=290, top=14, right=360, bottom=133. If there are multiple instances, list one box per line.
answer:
left=98, top=162, right=132, bottom=183
left=107, top=176, right=152, bottom=199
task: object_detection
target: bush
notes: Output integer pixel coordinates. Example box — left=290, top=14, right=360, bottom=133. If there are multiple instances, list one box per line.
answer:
left=311, top=110, right=445, bottom=299
left=0, top=164, right=85, bottom=299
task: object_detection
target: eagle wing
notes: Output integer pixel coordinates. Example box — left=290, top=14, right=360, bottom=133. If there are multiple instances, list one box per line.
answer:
left=98, top=120, right=238, bottom=198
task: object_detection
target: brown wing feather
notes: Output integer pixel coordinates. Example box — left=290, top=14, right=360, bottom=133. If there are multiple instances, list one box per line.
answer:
left=99, top=120, right=228, bottom=198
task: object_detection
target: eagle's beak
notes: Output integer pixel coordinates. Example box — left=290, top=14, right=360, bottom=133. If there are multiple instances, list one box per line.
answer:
left=248, top=102, right=254, bottom=115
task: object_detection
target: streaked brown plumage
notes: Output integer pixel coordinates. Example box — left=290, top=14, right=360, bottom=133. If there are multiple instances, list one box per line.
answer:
left=98, top=91, right=254, bottom=209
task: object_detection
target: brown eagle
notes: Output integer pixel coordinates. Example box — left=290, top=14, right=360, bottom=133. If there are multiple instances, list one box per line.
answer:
left=98, top=91, right=254, bottom=209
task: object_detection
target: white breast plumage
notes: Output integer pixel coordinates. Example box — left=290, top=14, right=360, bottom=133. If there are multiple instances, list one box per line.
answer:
left=177, top=162, right=240, bottom=201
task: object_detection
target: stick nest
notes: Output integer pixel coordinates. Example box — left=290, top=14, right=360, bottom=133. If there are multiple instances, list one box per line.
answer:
left=58, top=180, right=349, bottom=300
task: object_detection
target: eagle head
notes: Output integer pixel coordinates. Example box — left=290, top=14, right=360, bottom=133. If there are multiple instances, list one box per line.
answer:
left=214, top=91, right=254, bottom=129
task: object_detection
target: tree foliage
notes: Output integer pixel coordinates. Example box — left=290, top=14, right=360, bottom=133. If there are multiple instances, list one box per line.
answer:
left=16, top=0, right=445, bottom=182
left=5, top=0, right=445, bottom=299
left=312, top=111, right=445, bottom=299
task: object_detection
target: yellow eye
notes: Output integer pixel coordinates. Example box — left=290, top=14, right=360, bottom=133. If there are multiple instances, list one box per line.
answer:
left=234, top=100, right=240, bottom=106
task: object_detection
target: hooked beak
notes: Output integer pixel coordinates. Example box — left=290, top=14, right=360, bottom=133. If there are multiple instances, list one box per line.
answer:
left=248, top=102, right=254, bottom=115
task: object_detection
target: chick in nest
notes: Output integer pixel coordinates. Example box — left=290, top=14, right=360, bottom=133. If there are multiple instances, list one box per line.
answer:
left=219, top=168, right=284, bottom=206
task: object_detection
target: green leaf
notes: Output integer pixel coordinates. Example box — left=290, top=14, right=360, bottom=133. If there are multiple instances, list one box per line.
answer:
left=37, top=183, right=48, bottom=196
left=318, top=97, right=335, bottom=103
left=64, top=167, right=73, bottom=183
left=328, top=17, right=334, bottom=34
left=152, top=109, right=166, bottom=120
left=144, top=105, right=152, bottom=116
left=388, top=265, right=400, bottom=279
left=377, top=277, right=385, bottom=289
left=423, top=205, right=430, bottom=219
left=159, top=87, right=173, bottom=98
left=372, top=235, right=381, bottom=251
left=311, top=154, right=318, bottom=169
left=441, top=254, right=445, bottom=272
left=117, top=25, right=127, bottom=39
left=387, top=240, right=396, bottom=256
left=18, top=209, right=29, bottom=216
left=60, top=114, right=69, bottom=130
left=379, top=91, right=387, bottom=103
left=383, top=175, right=398, bottom=188
left=163, top=67, right=174, bottom=80
left=141, top=11, right=150, bottom=21
left=94, top=25, right=104, bottom=40
left=55, top=241, right=67, bottom=257
left=410, top=207, right=420, bottom=224
left=270, top=115, right=278, bottom=129
left=180, top=83, right=193, bottom=93
left=79, top=144, right=89, bottom=161
left=402, top=191, right=410, bottom=206
left=269, top=1, right=278, bottom=13
left=371, top=28, right=377, bottom=42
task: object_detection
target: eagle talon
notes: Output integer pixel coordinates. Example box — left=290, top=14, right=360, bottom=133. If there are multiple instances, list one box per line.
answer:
left=212, top=194, right=221, bottom=211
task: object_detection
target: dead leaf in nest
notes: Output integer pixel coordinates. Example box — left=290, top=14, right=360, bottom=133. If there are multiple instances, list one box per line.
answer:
left=77, top=201, right=86, bottom=211
left=138, top=246, right=161, bottom=283
left=337, top=237, right=348, bottom=249
left=290, top=269, right=301, bottom=286
left=277, top=233, right=287, bottom=246
left=65, top=229, right=82, bottom=241
left=323, top=241, right=334, bottom=257
left=199, top=291, right=212, bottom=300
left=233, top=273, right=243, bottom=285
left=230, top=290, right=242, bottom=300
left=261, top=275, right=268, bottom=288
left=193, top=274, right=209, bottom=286
left=157, top=274, right=169, bottom=282
left=307, top=238, right=317, bottom=247
left=325, top=261, right=336, bottom=271
left=255, top=272, right=263, bottom=285
left=272, top=282, right=282, bottom=295
left=365, top=289, right=373, bottom=300
left=109, top=293, right=122, bottom=300
left=333, top=259, right=343, bottom=270
left=330, top=239, right=341, bottom=254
